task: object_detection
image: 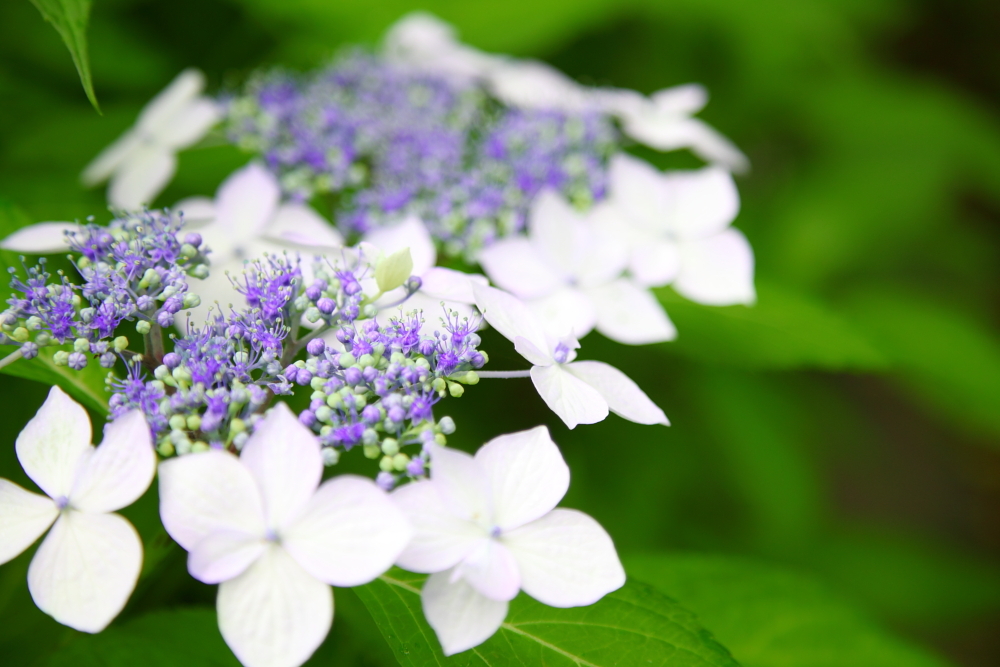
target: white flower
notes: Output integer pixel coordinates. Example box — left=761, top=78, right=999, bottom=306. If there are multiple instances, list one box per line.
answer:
left=0, top=221, right=82, bottom=254
left=383, top=12, right=501, bottom=82
left=393, top=427, right=626, bottom=655
left=362, top=216, right=488, bottom=320
left=0, top=386, right=154, bottom=632
left=472, top=283, right=668, bottom=429
left=158, top=403, right=412, bottom=667
left=478, top=190, right=675, bottom=345
left=176, top=162, right=344, bottom=323
left=595, top=154, right=756, bottom=306
left=82, top=69, right=221, bottom=209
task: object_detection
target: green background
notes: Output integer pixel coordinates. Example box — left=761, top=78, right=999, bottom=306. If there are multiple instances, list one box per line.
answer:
left=1, top=0, right=999, bottom=665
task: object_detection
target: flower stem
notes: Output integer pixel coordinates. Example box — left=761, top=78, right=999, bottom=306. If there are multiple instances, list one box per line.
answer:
left=477, top=370, right=531, bottom=379
left=0, top=347, right=24, bottom=371
left=143, top=324, right=165, bottom=367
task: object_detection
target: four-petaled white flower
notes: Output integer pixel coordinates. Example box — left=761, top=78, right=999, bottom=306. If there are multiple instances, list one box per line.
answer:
left=0, top=386, right=154, bottom=632
left=158, top=403, right=412, bottom=667
left=362, top=216, right=488, bottom=319
left=393, top=427, right=626, bottom=656
left=176, top=162, right=345, bottom=323
left=478, top=190, right=675, bottom=345
left=473, top=283, right=668, bottom=429
left=595, top=154, right=756, bottom=306
left=82, top=69, right=221, bottom=210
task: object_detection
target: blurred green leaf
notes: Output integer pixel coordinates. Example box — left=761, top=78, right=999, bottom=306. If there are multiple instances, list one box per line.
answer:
left=626, top=553, right=954, bottom=667
left=43, top=607, right=240, bottom=666
left=845, top=289, right=1000, bottom=441
left=356, top=567, right=738, bottom=666
left=0, top=346, right=109, bottom=415
left=28, top=0, right=99, bottom=112
left=656, top=282, right=888, bottom=371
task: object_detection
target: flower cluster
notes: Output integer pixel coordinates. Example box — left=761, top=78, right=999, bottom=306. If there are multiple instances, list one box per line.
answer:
left=224, top=52, right=616, bottom=258
left=1, top=210, right=208, bottom=368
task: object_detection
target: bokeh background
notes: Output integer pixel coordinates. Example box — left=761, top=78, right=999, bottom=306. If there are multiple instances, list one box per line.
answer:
left=1, top=1, right=999, bottom=665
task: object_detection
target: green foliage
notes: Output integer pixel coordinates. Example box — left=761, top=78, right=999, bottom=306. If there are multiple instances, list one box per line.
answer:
left=626, top=553, right=954, bottom=667
left=356, top=568, right=738, bottom=666
left=42, top=608, right=239, bottom=666
left=28, top=0, right=99, bottom=112
left=0, top=345, right=110, bottom=415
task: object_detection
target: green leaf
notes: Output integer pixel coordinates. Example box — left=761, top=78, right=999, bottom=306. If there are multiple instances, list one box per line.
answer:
left=43, top=608, right=239, bottom=666
left=655, top=281, right=888, bottom=371
left=355, top=568, right=738, bottom=666
left=844, top=289, right=1000, bottom=441
left=625, top=553, right=954, bottom=667
left=0, top=345, right=109, bottom=415
left=28, top=0, right=99, bottom=112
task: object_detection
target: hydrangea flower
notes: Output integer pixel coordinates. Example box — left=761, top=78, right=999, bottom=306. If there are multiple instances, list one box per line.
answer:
left=158, top=403, right=412, bottom=667
left=82, top=69, right=221, bottom=209
left=473, top=284, right=667, bottom=428
left=596, top=154, right=756, bottom=306
left=0, top=387, right=154, bottom=632
left=174, top=162, right=344, bottom=320
left=478, top=190, right=675, bottom=344
left=393, top=427, right=625, bottom=655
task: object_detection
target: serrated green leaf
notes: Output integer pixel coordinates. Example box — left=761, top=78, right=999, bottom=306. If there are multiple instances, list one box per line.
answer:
left=43, top=607, right=239, bottom=667
left=355, top=568, right=738, bottom=666
left=625, top=553, right=954, bottom=667
left=28, top=0, right=99, bottom=112
left=655, top=281, right=888, bottom=371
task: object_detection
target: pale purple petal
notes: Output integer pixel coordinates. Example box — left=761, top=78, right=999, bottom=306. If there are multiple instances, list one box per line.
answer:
left=263, top=204, right=343, bottom=252
left=529, top=364, right=608, bottom=429
left=422, top=569, right=509, bottom=656
left=363, top=216, right=436, bottom=275
left=526, top=287, right=597, bottom=339
left=70, top=410, right=155, bottom=513
left=0, top=222, right=80, bottom=254
left=478, top=237, right=565, bottom=300
left=427, top=444, right=491, bottom=524
left=564, top=360, right=669, bottom=426
left=472, top=284, right=552, bottom=363
left=607, top=153, right=666, bottom=232
left=156, top=98, right=221, bottom=149
left=587, top=279, right=677, bottom=345
left=664, top=166, right=740, bottom=240
left=453, top=538, right=520, bottom=602
left=675, top=228, right=756, bottom=306
left=188, top=530, right=265, bottom=584
left=136, top=69, right=205, bottom=134
left=16, top=386, right=91, bottom=499
left=0, top=479, right=57, bottom=565
left=392, top=480, right=483, bottom=574
left=214, top=163, right=281, bottom=237
left=629, top=238, right=681, bottom=288
left=108, top=146, right=176, bottom=209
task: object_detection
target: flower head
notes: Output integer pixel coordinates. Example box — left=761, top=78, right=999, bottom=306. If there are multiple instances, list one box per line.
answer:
left=0, top=386, right=154, bottom=632
left=158, top=403, right=412, bottom=667
left=393, top=426, right=625, bottom=655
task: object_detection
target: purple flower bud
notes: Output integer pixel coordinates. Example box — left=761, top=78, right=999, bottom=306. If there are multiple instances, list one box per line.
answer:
left=184, top=232, right=203, bottom=247
left=361, top=404, right=381, bottom=424
left=99, top=352, right=116, bottom=368
left=299, top=410, right=317, bottom=427
left=376, top=471, right=395, bottom=491
left=343, top=280, right=361, bottom=296
left=336, top=329, right=350, bottom=344
left=310, top=397, right=325, bottom=411
left=157, top=310, right=174, bottom=327
left=295, top=369, right=313, bottom=386
left=406, top=276, right=422, bottom=292
left=406, top=458, right=425, bottom=477
left=305, top=280, right=326, bottom=300
left=362, top=366, right=378, bottom=382
left=316, top=297, right=335, bottom=314
left=67, top=351, right=87, bottom=370
left=20, top=341, right=38, bottom=360
left=470, top=351, right=485, bottom=368
left=306, top=338, right=326, bottom=356
left=418, top=339, right=435, bottom=356
left=137, top=295, right=155, bottom=311
left=344, top=367, right=362, bottom=385
left=388, top=406, right=405, bottom=423
left=162, top=352, right=181, bottom=368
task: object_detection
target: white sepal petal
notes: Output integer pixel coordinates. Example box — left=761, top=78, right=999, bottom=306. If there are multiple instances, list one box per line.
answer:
left=675, top=228, right=756, bottom=306
left=587, top=279, right=677, bottom=345
left=363, top=216, right=437, bottom=275
left=472, top=284, right=550, bottom=363
left=664, top=166, right=740, bottom=240
left=136, top=69, right=205, bottom=134
left=503, top=508, right=625, bottom=608
left=28, top=510, right=143, bottom=633
left=283, top=475, right=411, bottom=587
left=419, top=267, right=486, bottom=303
left=174, top=196, right=216, bottom=227
left=474, top=426, right=568, bottom=531
left=81, top=130, right=142, bottom=186
left=392, top=480, right=482, bottom=573
left=188, top=530, right=265, bottom=584
left=240, top=403, right=322, bottom=530
left=529, top=364, right=608, bottom=429
left=109, top=147, right=177, bottom=209
left=422, top=570, right=508, bottom=656
left=0, top=222, right=80, bottom=254
left=214, top=163, right=281, bottom=236
left=158, top=450, right=265, bottom=551
left=478, top=237, right=565, bottom=300
left=263, top=204, right=343, bottom=252
left=156, top=98, right=221, bottom=149
left=629, top=239, right=681, bottom=288
left=526, top=287, right=597, bottom=340
left=0, top=479, right=57, bottom=565
left=564, top=360, right=668, bottom=426
left=454, top=538, right=520, bottom=602
left=607, top=154, right=666, bottom=232
left=70, top=410, right=155, bottom=513
left=16, top=386, right=91, bottom=500
left=217, top=545, right=333, bottom=667
left=427, top=444, right=491, bottom=524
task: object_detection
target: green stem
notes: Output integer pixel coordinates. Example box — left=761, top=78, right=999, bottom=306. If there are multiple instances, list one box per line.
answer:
left=143, top=323, right=165, bottom=368
left=0, top=347, right=24, bottom=371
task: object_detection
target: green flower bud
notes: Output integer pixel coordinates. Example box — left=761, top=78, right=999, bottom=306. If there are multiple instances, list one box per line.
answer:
left=310, top=376, right=326, bottom=391
left=154, top=365, right=171, bottom=381
left=364, top=444, right=381, bottom=459
left=305, top=308, right=322, bottom=323
left=435, top=433, right=447, bottom=446
left=461, top=371, right=479, bottom=385
left=358, top=353, right=375, bottom=368
left=182, top=294, right=201, bottom=309
left=432, top=377, right=447, bottom=395
left=11, top=327, right=29, bottom=343
left=448, top=381, right=464, bottom=398
left=230, top=418, right=246, bottom=433
left=315, top=406, right=332, bottom=423
left=379, top=455, right=396, bottom=473
left=191, top=441, right=210, bottom=453
left=136, top=320, right=152, bottom=335
left=189, top=264, right=209, bottom=280
left=52, top=350, right=70, bottom=366
left=375, top=248, right=413, bottom=293
left=381, top=438, right=399, bottom=456
left=169, top=415, right=187, bottom=431
left=34, top=332, right=52, bottom=347
left=338, top=352, right=356, bottom=368
left=113, top=336, right=129, bottom=352
left=180, top=243, right=198, bottom=259
left=25, top=316, right=43, bottom=331
left=392, top=453, right=410, bottom=472
left=322, top=448, right=340, bottom=466
left=325, top=394, right=343, bottom=410
left=172, top=366, right=192, bottom=383
left=157, top=441, right=176, bottom=457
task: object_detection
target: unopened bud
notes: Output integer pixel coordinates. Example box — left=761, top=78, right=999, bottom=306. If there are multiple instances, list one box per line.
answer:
left=364, top=444, right=381, bottom=459
left=136, top=320, right=152, bottom=335
left=375, top=248, right=413, bottom=293
left=113, top=336, right=129, bottom=352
